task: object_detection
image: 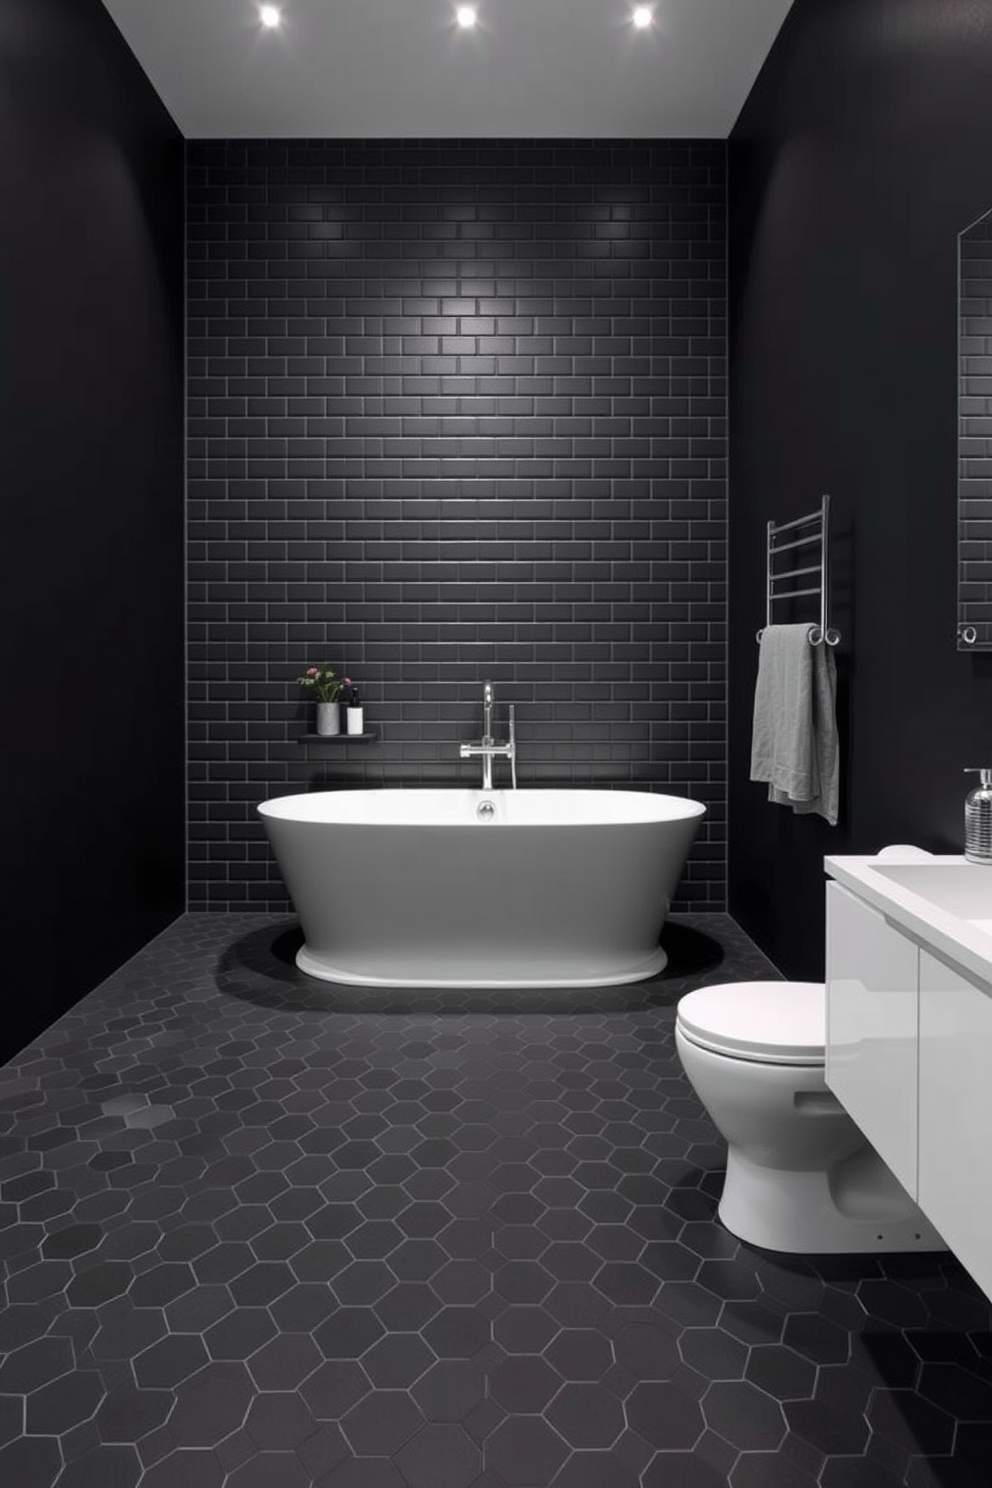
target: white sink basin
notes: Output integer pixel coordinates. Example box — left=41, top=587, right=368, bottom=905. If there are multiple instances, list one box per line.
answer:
left=825, top=853, right=992, bottom=985
left=873, top=862, right=992, bottom=932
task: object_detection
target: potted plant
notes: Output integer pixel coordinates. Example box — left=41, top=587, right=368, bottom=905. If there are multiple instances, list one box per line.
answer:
left=297, top=665, right=343, bottom=735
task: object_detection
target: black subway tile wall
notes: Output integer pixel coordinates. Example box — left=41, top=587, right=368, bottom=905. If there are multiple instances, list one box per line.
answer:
left=186, top=141, right=727, bottom=911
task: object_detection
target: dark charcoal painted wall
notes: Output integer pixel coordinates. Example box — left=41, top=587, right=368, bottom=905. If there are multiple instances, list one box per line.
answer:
left=729, top=0, right=992, bottom=978
left=187, top=140, right=728, bottom=911
left=0, top=0, right=184, bottom=1063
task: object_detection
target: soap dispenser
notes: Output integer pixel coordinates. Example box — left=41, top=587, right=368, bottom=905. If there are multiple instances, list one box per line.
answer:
left=964, top=769, right=992, bottom=863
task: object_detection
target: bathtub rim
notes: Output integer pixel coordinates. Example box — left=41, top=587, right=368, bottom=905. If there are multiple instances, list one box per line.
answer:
left=257, top=785, right=708, bottom=828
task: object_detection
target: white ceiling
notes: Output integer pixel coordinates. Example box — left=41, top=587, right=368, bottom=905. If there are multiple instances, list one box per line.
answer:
left=102, top=0, right=794, bottom=139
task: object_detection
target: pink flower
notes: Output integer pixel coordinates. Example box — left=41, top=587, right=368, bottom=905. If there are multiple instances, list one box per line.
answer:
left=306, top=667, right=319, bottom=677
left=343, top=677, right=352, bottom=685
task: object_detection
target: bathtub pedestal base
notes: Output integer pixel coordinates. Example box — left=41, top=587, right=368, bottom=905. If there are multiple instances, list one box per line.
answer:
left=296, top=942, right=668, bottom=989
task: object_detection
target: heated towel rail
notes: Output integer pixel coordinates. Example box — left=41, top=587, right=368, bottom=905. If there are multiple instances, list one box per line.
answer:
left=756, top=493, right=840, bottom=647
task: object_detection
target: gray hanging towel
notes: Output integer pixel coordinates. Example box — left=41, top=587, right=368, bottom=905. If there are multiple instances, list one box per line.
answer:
left=750, top=623, right=839, bottom=826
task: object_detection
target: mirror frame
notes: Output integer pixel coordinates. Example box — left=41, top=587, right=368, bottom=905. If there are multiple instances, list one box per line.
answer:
left=958, top=206, right=992, bottom=649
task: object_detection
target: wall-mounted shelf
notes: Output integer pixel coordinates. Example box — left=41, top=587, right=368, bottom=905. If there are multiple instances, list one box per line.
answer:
left=298, top=732, right=378, bottom=744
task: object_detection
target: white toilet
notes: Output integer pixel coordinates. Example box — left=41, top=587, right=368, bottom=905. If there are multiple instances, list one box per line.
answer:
left=675, top=981, right=946, bottom=1254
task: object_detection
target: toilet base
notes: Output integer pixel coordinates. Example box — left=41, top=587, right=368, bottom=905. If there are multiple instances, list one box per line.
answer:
left=719, top=1144, right=947, bottom=1255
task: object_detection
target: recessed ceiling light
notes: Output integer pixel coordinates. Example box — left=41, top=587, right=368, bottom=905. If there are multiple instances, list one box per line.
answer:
left=259, top=5, right=282, bottom=28
left=456, top=6, right=478, bottom=28
left=632, top=6, right=653, bottom=27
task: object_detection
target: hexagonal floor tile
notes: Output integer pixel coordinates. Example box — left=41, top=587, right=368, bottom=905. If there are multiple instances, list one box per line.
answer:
left=544, top=1329, right=614, bottom=1382
left=703, top=1379, right=787, bottom=1451
left=394, top=1423, right=482, bottom=1488
left=342, top=1390, right=425, bottom=1455
left=626, top=1381, right=706, bottom=1450
left=546, top=1382, right=625, bottom=1448
left=412, top=1360, right=486, bottom=1422
left=489, top=1355, right=562, bottom=1413
left=168, top=1363, right=254, bottom=1447
left=485, top=1416, right=569, bottom=1486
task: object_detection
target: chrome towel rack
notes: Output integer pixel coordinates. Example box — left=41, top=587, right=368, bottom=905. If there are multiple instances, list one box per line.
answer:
left=756, top=493, right=841, bottom=648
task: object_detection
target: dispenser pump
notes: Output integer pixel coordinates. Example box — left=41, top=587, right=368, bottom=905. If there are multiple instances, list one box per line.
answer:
left=964, top=769, right=992, bottom=863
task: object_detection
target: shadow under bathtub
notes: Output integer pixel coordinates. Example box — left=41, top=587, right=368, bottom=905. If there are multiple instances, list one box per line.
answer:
left=214, top=915, right=734, bottom=1016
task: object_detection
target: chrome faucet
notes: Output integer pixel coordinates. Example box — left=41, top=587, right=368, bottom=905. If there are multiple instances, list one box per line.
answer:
left=460, top=679, right=517, bottom=790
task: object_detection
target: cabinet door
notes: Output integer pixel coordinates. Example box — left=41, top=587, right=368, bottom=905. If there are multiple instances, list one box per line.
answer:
left=825, top=881, right=919, bottom=1197
left=919, top=949, right=992, bottom=1299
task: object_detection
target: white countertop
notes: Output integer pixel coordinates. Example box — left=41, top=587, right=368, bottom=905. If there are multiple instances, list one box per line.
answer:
left=825, top=854, right=992, bottom=988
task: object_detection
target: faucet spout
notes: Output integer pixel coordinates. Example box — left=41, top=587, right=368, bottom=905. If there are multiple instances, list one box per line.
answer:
left=482, top=679, right=494, bottom=744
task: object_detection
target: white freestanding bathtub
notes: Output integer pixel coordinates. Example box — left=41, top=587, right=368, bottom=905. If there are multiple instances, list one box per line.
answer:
left=258, top=788, right=705, bottom=989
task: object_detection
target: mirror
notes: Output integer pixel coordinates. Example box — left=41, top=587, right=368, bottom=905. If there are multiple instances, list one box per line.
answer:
left=959, top=207, right=992, bottom=648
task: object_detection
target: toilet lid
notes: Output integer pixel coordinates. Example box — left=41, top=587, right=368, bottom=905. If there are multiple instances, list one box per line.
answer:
left=676, top=981, right=826, bottom=1065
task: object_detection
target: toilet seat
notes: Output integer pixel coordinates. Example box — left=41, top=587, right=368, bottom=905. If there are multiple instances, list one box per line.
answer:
left=676, top=981, right=825, bottom=1066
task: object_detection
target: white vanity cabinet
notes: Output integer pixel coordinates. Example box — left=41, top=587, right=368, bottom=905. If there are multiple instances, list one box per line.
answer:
left=825, top=882, right=919, bottom=1197
left=825, top=853, right=992, bottom=1302
left=918, top=949, right=992, bottom=1299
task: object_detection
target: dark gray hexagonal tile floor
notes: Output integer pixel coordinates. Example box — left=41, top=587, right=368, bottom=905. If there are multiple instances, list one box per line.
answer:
left=1, top=912, right=991, bottom=1487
